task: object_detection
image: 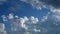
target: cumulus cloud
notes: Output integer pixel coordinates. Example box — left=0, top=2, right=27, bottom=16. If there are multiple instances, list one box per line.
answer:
left=29, top=16, right=39, bottom=24
left=2, top=15, right=8, bottom=21
left=2, top=13, right=40, bottom=34
left=1, top=0, right=60, bottom=34
left=2, top=11, right=60, bottom=34
left=3, top=12, right=60, bottom=34
left=33, top=28, right=41, bottom=32
left=39, top=7, right=60, bottom=34
left=0, top=23, right=5, bottom=30
left=0, top=23, right=7, bottom=34
left=8, top=13, right=14, bottom=19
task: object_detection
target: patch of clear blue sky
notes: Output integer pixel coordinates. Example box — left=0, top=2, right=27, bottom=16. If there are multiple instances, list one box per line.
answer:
left=0, top=0, right=50, bottom=23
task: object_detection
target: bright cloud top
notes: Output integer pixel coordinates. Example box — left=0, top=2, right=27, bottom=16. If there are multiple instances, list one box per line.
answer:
left=2, top=11, right=60, bottom=34
left=2, top=13, right=40, bottom=33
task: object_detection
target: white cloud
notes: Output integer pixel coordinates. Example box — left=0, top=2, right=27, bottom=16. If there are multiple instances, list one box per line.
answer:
left=0, top=23, right=5, bottom=30
left=8, top=13, right=14, bottom=19
left=25, top=32, right=30, bottom=34
left=2, top=13, right=39, bottom=32
left=33, top=28, right=41, bottom=32
left=20, top=0, right=47, bottom=10
left=15, top=15, right=19, bottom=18
left=50, top=7, right=60, bottom=13
left=29, top=16, right=39, bottom=24
left=0, top=23, right=7, bottom=34
left=41, top=16, right=48, bottom=22
left=53, top=15, right=60, bottom=21
left=40, top=12, right=50, bottom=22
left=1, top=15, right=7, bottom=21
left=1, top=0, right=60, bottom=34
left=2, top=7, right=60, bottom=33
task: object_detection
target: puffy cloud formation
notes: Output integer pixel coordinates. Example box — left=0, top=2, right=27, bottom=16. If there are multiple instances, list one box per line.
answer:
left=2, top=13, right=41, bottom=34
left=39, top=6, right=60, bottom=34
left=0, top=23, right=5, bottom=31
left=1, top=0, right=60, bottom=34
left=3, top=11, right=60, bottom=34
left=2, top=10, right=60, bottom=34
left=33, top=28, right=41, bottom=32
left=0, top=23, right=7, bottom=34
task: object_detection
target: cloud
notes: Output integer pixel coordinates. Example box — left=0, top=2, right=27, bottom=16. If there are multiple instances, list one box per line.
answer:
left=39, top=8, right=60, bottom=34
left=1, top=0, right=60, bottom=34
left=2, top=15, right=8, bottom=21
left=0, top=23, right=7, bottom=34
left=2, top=13, right=40, bottom=33
left=8, top=13, right=14, bottom=19
left=20, top=0, right=60, bottom=10
left=0, top=0, right=7, bottom=5
left=29, top=16, right=39, bottom=24
left=20, top=0, right=47, bottom=10
left=2, top=10, right=60, bottom=34
left=40, top=0, right=60, bottom=8
left=25, top=32, right=30, bottom=34
left=0, top=0, right=6, bottom=1
left=2, top=11, right=60, bottom=34
left=40, top=12, right=50, bottom=22
left=33, top=28, right=41, bottom=32
left=3, top=12, right=60, bottom=34
left=0, top=23, right=5, bottom=30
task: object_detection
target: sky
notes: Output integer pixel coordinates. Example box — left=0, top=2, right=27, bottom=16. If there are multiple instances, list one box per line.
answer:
left=0, top=0, right=60, bottom=34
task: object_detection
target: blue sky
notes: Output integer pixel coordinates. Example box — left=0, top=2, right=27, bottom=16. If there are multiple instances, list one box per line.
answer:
left=0, top=0, right=60, bottom=34
left=0, top=0, right=50, bottom=23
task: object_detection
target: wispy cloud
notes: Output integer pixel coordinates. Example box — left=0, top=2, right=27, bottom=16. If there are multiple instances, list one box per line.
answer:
left=20, top=0, right=48, bottom=10
left=0, top=0, right=7, bottom=5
